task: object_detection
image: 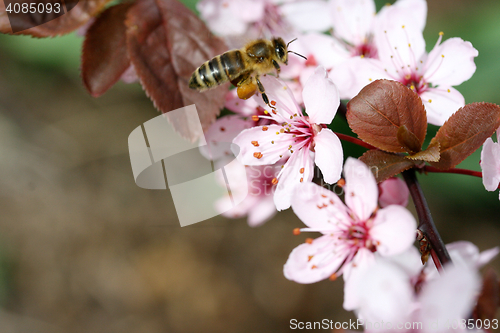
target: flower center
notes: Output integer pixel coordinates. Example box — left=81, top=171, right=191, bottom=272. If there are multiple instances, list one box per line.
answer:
left=352, top=42, right=378, bottom=59
left=401, top=72, right=428, bottom=95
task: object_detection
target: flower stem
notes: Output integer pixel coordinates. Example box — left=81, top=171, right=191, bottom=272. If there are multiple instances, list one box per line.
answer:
left=423, top=166, right=482, bottom=178
left=402, top=168, right=452, bottom=267
left=334, top=132, right=376, bottom=150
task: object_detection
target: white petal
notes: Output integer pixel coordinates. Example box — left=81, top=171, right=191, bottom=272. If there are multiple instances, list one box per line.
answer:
left=258, top=75, right=302, bottom=119
left=373, top=15, right=426, bottom=73
left=297, top=32, right=351, bottom=68
left=343, top=158, right=378, bottom=221
left=233, top=125, right=292, bottom=165
left=247, top=196, right=277, bottom=227
left=303, top=67, right=340, bottom=124
left=225, top=89, right=262, bottom=117
left=377, top=0, right=427, bottom=32
left=424, top=37, right=478, bottom=87
left=313, top=129, right=343, bottom=184
left=284, top=235, right=344, bottom=284
left=291, top=182, right=349, bottom=230
left=197, top=0, right=248, bottom=36
left=329, top=0, right=376, bottom=46
left=281, top=1, right=331, bottom=32
left=481, top=137, right=500, bottom=191
left=370, top=205, right=417, bottom=256
left=420, top=87, right=465, bottom=126
left=200, top=115, right=252, bottom=161
left=273, top=148, right=314, bottom=210
left=419, top=264, right=480, bottom=332
left=478, top=246, right=500, bottom=267
left=233, top=0, right=265, bottom=22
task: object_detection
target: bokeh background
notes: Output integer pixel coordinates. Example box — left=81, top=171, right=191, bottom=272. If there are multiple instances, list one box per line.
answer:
left=0, top=0, right=499, bottom=332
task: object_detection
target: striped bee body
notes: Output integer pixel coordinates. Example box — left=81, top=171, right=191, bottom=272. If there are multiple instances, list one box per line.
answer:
left=189, top=50, right=248, bottom=90
left=189, top=37, right=305, bottom=107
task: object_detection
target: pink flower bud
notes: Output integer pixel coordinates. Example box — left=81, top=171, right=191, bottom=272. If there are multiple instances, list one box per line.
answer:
left=378, top=177, right=409, bottom=208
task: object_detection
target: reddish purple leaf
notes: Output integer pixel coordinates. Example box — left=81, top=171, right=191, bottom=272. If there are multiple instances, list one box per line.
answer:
left=474, top=268, right=499, bottom=322
left=406, top=142, right=440, bottom=163
left=125, top=0, right=228, bottom=141
left=430, top=102, right=500, bottom=170
left=347, top=80, right=427, bottom=154
left=82, top=3, right=133, bottom=97
left=0, top=0, right=112, bottom=37
left=359, top=149, right=417, bottom=183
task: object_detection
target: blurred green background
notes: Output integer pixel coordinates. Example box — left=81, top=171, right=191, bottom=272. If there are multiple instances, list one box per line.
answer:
left=0, top=0, right=498, bottom=332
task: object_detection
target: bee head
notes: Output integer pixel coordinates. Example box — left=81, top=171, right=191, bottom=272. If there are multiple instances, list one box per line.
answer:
left=272, top=37, right=288, bottom=65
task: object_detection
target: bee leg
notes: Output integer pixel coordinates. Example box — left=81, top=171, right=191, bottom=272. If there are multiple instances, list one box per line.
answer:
left=256, top=76, right=275, bottom=109
left=272, top=60, right=281, bottom=78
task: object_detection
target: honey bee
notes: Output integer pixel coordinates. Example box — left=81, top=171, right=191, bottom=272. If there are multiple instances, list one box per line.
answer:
left=188, top=37, right=305, bottom=107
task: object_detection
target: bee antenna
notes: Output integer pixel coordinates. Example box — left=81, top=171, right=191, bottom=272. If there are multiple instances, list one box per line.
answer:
left=288, top=50, right=307, bottom=60
left=287, top=38, right=298, bottom=47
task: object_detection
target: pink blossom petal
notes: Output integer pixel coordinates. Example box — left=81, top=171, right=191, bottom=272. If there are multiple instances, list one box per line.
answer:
left=383, top=246, right=422, bottom=278
left=370, top=205, right=417, bottom=256
left=302, top=67, right=339, bottom=124
left=329, top=0, right=376, bottom=46
left=419, top=264, right=480, bottom=332
left=200, top=115, right=252, bottom=161
left=291, top=182, right=350, bottom=230
left=217, top=194, right=259, bottom=219
left=348, top=258, right=413, bottom=323
left=342, top=248, right=376, bottom=310
left=424, top=37, right=478, bottom=87
left=233, top=125, right=292, bottom=165
left=258, top=75, right=301, bottom=118
left=378, top=177, right=409, bottom=208
left=225, top=89, right=262, bottom=117
left=374, top=16, right=426, bottom=72
left=234, top=0, right=265, bottom=22
left=420, top=87, right=464, bottom=126
left=478, top=246, right=500, bottom=267
left=481, top=138, right=500, bottom=191
left=273, top=148, right=314, bottom=210
left=284, top=235, right=345, bottom=284
left=281, top=1, right=331, bottom=32
left=197, top=0, right=248, bottom=36
left=343, top=158, right=378, bottom=221
left=298, top=33, right=351, bottom=68
left=330, top=57, right=392, bottom=99
left=247, top=196, right=277, bottom=227
left=313, top=129, right=343, bottom=184
left=376, top=0, right=427, bottom=33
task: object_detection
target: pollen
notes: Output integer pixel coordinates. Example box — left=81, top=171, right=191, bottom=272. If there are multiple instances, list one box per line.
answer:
left=428, top=99, right=432, bottom=103
left=405, top=74, right=411, bottom=80
left=307, top=255, right=313, bottom=262
left=264, top=110, right=269, bottom=114
left=305, top=238, right=313, bottom=244
left=251, top=141, right=259, bottom=147
left=311, top=265, right=318, bottom=270
left=300, top=168, right=304, bottom=174
left=329, top=273, right=338, bottom=281
left=262, top=126, right=269, bottom=131
left=321, top=194, right=327, bottom=198
left=300, top=177, right=303, bottom=182
left=369, top=78, right=373, bottom=81
left=293, top=228, right=301, bottom=235
left=439, top=31, right=444, bottom=36
left=402, top=25, right=405, bottom=29
left=253, top=152, right=263, bottom=159
left=252, top=115, right=259, bottom=121
left=447, top=89, right=450, bottom=93
left=360, top=55, right=365, bottom=59
left=290, top=116, right=293, bottom=119
left=272, top=110, right=277, bottom=114
left=271, top=140, right=275, bottom=144
left=408, top=43, right=411, bottom=47
left=280, top=128, right=285, bottom=133
left=220, top=127, right=226, bottom=132
left=337, top=178, right=345, bottom=187
left=271, top=100, right=276, bottom=106
left=272, top=177, right=278, bottom=185
left=441, top=54, right=445, bottom=58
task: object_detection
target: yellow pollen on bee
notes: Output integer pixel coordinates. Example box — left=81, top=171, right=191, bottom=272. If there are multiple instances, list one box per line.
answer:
left=253, top=152, right=263, bottom=159
left=251, top=141, right=259, bottom=147
left=300, top=168, right=304, bottom=174
left=262, top=126, right=268, bottom=131
left=252, top=115, right=259, bottom=121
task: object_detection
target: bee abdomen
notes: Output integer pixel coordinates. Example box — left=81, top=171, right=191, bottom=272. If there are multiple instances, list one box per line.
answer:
left=189, top=50, right=245, bottom=90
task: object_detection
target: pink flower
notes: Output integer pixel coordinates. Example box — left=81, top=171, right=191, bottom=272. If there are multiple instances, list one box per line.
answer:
left=216, top=164, right=280, bottom=227
left=378, top=177, right=409, bottom=208
left=283, top=158, right=416, bottom=284
left=197, top=0, right=331, bottom=45
left=350, top=256, right=480, bottom=332
left=480, top=129, right=500, bottom=200
left=233, top=67, right=344, bottom=210
left=340, top=18, right=478, bottom=126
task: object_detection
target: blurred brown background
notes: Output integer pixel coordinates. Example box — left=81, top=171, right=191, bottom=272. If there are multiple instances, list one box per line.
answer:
left=0, top=0, right=499, bottom=332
